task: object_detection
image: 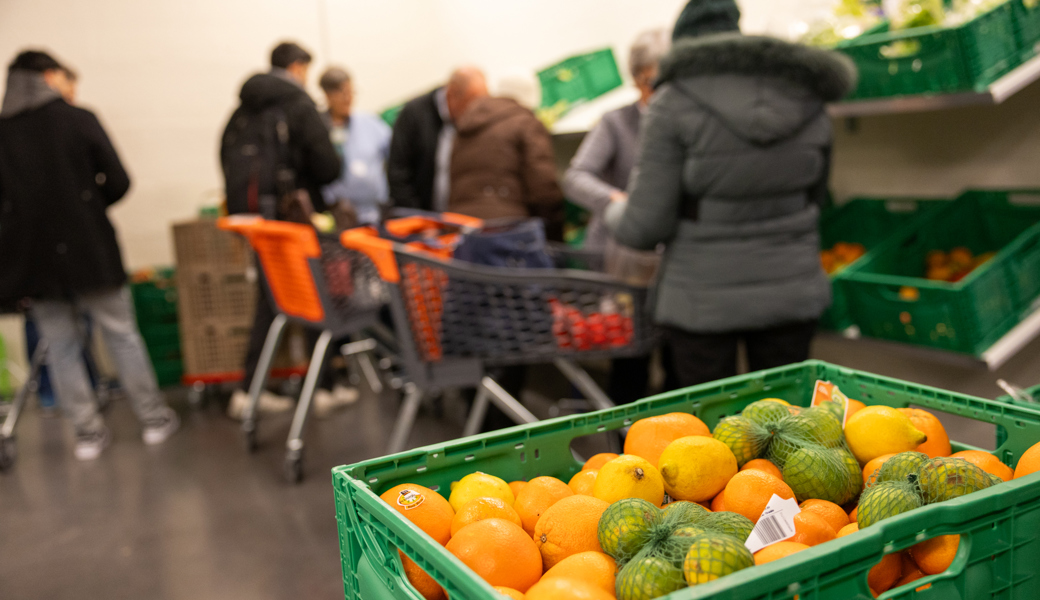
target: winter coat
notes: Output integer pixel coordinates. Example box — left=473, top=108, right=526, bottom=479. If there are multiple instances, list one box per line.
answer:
left=221, top=71, right=340, bottom=213
left=563, top=101, right=642, bottom=251
left=0, top=77, right=132, bottom=304
left=608, top=34, right=857, bottom=333
left=387, top=88, right=444, bottom=212
left=448, top=97, right=564, bottom=238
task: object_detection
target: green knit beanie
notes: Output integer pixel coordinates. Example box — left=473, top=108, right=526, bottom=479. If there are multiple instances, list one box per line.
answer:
left=672, top=0, right=741, bottom=40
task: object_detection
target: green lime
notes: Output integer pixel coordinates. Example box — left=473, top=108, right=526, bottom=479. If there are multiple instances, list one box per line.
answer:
left=869, top=452, right=929, bottom=487
left=598, top=498, right=661, bottom=562
left=857, top=480, right=923, bottom=528
left=616, top=555, right=688, bottom=600
left=712, top=416, right=769, bottom=467
left=917, top=457, right=994, bottom=504
left=742, top=400, right=791, bottom=427
left=683, top=534, right=754, bottom=586
left=701, top=511, right=754, bottom=543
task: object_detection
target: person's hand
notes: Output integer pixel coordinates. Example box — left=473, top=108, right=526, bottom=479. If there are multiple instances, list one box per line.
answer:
left=610, top=190, right=628, bottom=204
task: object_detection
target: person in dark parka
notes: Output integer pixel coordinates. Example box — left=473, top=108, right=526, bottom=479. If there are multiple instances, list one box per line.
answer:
left=387, top=87, right=445, bottom=212
left=605, top=0, right=859, bottom=387
left=0, top=50, right=178, bottom=459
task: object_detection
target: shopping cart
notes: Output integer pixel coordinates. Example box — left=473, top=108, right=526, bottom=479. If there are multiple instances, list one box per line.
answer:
left=218, top=216, right=389, bottom=482
left=0, top=320, right=46, bottom=471
left=341, top=215, right=658, bottom=454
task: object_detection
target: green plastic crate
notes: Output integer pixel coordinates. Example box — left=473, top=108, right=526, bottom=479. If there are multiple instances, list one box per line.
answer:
left=381, top=103, right=404, bottom=128
left=1012, top=0, right=1040, bottom=61
left=537, top=48, right=623, bottom=114
left=820, top=197, right=948, bottom=330
left=333, top=360, right=1040, bottom=600
left=131, top=268, right=179, bottom=324
left=151, top=358, right=183, bottom=388
left=839, top=1, right=1018, bottom=99
left=140, top=322, right=180, bottom=348
left=840, top=190, right=1040, bottom=354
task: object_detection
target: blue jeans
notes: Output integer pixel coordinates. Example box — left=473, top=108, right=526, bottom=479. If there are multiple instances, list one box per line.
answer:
left=24, top=316, right=101, bottom=409
left=32, top=287, right=167, bottom=435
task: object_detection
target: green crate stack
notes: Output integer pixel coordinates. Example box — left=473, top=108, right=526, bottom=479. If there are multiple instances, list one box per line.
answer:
left=1012, top=0, right=1040, bottom=61
left=333, top=360, right=1040, bottom=600
left=131, top=268, right=183, bottom=387
left=839, top=1, right=1018, bottom=99
left=820, top=197, right=948, bottom=330
left=839, top=189, right=1040, bottom=354
left=537, top=48, right=623, bottom=117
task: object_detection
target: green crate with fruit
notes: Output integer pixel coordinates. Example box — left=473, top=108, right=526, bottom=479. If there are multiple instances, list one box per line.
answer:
left=820, top=197, right=947, bottom=330
left=333, top=360, right=1040, bottom=600
left=839, top=189, right=1040, bottom=354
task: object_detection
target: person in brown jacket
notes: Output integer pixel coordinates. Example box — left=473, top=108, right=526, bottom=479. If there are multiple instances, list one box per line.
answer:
left=448, top=79, right=564, bottom=239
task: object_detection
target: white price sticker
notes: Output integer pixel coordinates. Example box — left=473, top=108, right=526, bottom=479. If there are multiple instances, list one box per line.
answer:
left=744, top=494, right=801, bottom=554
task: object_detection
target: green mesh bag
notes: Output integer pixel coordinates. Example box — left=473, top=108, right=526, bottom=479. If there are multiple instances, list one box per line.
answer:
left=606, top=501, right=756, bottom=600
left=716, top=403, right=862, bottom=505
left=917, top=457, right=994, bottom=504
left=598, top=498, right=662, bottom=563
left=857, top=477, right=924, bottom=528
left=866, top=451, right=930, bottom=488
left=682, top=535, right=755, bottom=587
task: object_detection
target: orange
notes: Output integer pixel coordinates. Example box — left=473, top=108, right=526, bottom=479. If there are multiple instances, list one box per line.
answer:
left=836, top=523, right=859, bottom=538
left=540, top=551, right=616, bottom=596
left=753, top=541, right=810, bottom=565
left=623, top=412, right=710, bottom=467
left=582, top=453, right=619, bottom=471
left=723, top=470, right=795, bottom=523
left=524, top=577, right=614, bottom=600
left=862, top=453, right=897, bottom=484
left=899, top=551, right=919, bottom=577
left=568, top=470, right=598, bottom=496
left=533, top=495, right=610, bottom=570
left=910, top=534, right=959, bottom=575
left=1014, top=441, right=1040, bottom=479
left=790, top=511, right=836, bottom=547
left=848, top=506, right=858, bottom=523
left=711, top=491, right=726, bottom=512
left=515, top=476, right=574, bottom=536
left=445, top=518, right=542, bottom=592
left=380, top=484, right=455, bottom=546
left=867, top=553, right=901, bottom=594
left=401, top=552, right=445, bottom=600
left=509, top=481, right=528, bottom=499
left=451, top=497, right=524, bottom=537
left=846, top=399, right=867, bottom=418
left=494, top=587, right=526, bottom=600
left=951, top=450, right=1014, bottom=482
left=897, top=408, right=951, bottom=458
left=800, top=499, right=850, bottom=533
left=895, top=568, right=931, bottom=592
left=741, top=458, right=783, bottom=481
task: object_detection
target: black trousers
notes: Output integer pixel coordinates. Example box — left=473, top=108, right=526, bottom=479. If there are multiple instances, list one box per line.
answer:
left=607, top=343, right=680, bottom=405
left=664, top=320, right=818, bottom=389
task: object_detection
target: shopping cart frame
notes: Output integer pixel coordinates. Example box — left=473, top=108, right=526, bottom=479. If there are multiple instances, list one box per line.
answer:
left=219, top=216, right=388, bottom=482
left=342, top=223, right=657, bottom=454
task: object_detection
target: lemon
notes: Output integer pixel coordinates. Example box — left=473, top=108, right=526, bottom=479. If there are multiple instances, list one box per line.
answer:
left=682, top=534, right=754, bottom=586
left=658, top=436, right=738, bottom=503
left=844, top=406, right=928, bottom=464
left=594, top=455, right=665, bottom=506
left=447, top=472, right=514, bottom=511
left=712, top=416, right=769, bottom=467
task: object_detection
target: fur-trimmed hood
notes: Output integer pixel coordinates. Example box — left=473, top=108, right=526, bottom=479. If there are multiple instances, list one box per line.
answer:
left=656, top=34, right=857, bottom=145
left=658, top=33, right=858, bottom=101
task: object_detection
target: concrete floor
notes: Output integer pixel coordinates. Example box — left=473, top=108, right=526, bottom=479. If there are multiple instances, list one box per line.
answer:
left=1, top=334, right=1038, bottom=600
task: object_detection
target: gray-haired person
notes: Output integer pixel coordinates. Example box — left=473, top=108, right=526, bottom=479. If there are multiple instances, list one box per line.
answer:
left=563, top=29, right=670, bottom=252
left=562, top=29, right=674, bottom=404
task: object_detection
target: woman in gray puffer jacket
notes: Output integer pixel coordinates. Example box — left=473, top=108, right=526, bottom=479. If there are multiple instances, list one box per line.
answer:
left=606, top=0, right=858, bottom=387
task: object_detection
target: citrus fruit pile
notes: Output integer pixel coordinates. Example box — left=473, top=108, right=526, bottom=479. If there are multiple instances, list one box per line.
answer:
left=924, top=247, right=996, bottom=282
left=820, top=242, right=866, bottom=275
left=376, top=398, right=1040, bottom=599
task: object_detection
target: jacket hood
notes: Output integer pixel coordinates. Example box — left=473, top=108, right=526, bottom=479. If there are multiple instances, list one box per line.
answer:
left=657, top=34, right=857, bottom=145
left=455, top=97, right=530, bottom=136
left=238, top=71, right=311, bottom=111
left=0, top=70, right=61, bottom=118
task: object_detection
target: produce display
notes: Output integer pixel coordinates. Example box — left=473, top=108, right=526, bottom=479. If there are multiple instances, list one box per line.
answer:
left=924, top=247, right=995, bottom=282
left=820, top=242, right=867, bottom=275
left=375, top=388, right=1040, bottom=600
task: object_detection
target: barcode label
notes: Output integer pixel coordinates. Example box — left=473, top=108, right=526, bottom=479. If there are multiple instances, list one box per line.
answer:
left=745, top=495, right=800, bottom=554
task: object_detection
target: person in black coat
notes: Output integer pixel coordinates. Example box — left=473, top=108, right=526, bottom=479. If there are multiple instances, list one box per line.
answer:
left=387, top=87, right=446, bottom=212
left=0, top=50, right=178, bottom=459
left=220, top=42, right=340, bottom=214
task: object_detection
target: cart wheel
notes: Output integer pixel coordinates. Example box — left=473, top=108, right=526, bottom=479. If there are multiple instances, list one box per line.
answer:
left=284, top=454, right=304, bottom=483
left=187, top=384, right=206, bottom=410
left=243, top=425, right=258, bottom=453
left=0, top=437, right=16, bottom=472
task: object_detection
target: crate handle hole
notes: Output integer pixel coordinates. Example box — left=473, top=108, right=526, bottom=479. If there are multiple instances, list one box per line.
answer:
left=520, top=452, right=526, bottom=462
left=515, top=443, right=524, bottom=450
left=464, top=454, right=474, bottom=462
left=534, top=449, right=540, bottom=460
left=416, top=466, right=427, bottom=473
